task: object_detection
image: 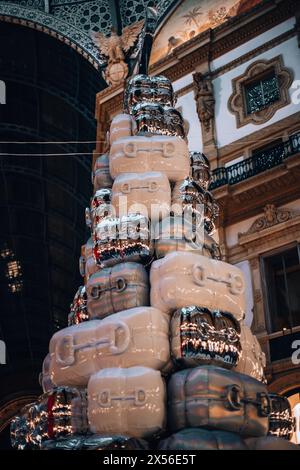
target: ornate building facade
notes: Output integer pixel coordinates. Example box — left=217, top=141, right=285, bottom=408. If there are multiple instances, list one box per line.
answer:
left=0, top=0, right=300, bottom=446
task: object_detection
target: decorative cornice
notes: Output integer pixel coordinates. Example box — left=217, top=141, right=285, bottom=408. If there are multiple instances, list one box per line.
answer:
left=242, top=204, right=294, bottom=236
left=211, top=29, right=296, bottom=79
left=174, top=29, right=296, bottom=101
left=174, top=82, right=194, bottom=99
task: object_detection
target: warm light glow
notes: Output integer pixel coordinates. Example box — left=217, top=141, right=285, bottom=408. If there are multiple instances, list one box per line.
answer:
left=2, top=245, right=23, bottom=293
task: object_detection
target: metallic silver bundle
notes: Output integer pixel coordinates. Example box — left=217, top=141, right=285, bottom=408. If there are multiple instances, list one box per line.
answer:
left=154, top=215, right=221, bottom=260
left=158, top=428, right=247, bottom=450
left=172, top=178, right=219, bottom=235
left=124, top=73, right=184, bottom=138
left=190, top=152, right=211, bottom=190
left=86, top=262, right=150, bottom=320
left=68, top=286, right=88, bottom=326
left=268, top=394, right=295, bottom=440
left=93, top=214, right=154, bottom=268
left=124, top=74, right=175, bottom=114
left=171, top=306, right=241, bottom=369
left=131, top=102, right=185, bottom=138
left=168, top=366, right=270, bottom=437
left=92, top=153, right=113, bottom=191
left=85, top=188, right=112, bottom=232
left=10, top=388, right=88, bottom=449
left=41, top=434, right=149, bottom=450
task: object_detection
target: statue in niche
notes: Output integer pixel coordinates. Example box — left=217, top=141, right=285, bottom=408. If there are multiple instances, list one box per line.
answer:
left=91, top=21, right=144, bottom=87
left=193, top=72, right=215, bottom=133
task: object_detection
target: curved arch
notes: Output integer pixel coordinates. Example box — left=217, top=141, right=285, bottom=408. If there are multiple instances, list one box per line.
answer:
left=0, top=2, right=105, bottom=71
left=268, top=371, right=300, bottom=395
left=0, top=394, right=38, bottom=435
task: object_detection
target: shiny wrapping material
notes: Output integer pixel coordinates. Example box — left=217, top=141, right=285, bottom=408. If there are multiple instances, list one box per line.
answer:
left=39, top=354, right=54, bottom=393
left=158, top=428, right=247, bottom=450
left=88, top=366, right=166, bottom=439
left=93, top=214, right=154, bottom=268
left=92, top=153, right=113, bottom=191
left=154, top=216, right=221, bottom=260
left=109, top=134, right=190, bottom=183
left=86, top=189, right=113, bottom=231
left=171, top=306, right=241, bottom=369
left=86, top=262, right=149, bottom=320
left=172, top=178, right=219, bottom=234
left=110, top=114, right=133, bottom=145
left=268, top=394, right=295, bottom=440
left=10, top=388, right=88, bottom=449
left=68, top=286, right=88, bottom=326
left=79, top=238, right=98, bottom=280
left=124, top=74, right=175, bottom=114
left=234, top=324, right=266, bottom=382
left=112, top=172, right=171, bottom=222
left=244, top=436, right=299, bottom=450
left=190, top=152, right=211, bottom=190
left=11, top=407, right=33, bottom=449
left=150, top=251, right=246, bottom=321
left=49, top=307, right=171, bottom=387
left=41, top=434, right=149, bottom=450
left=131, top=103, right=185, bottom=139
left=168, top=366, right=270, bottom=437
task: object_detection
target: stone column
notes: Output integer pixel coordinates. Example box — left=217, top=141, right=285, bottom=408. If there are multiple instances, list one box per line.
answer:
left=249, top=256, right=267, bottom=334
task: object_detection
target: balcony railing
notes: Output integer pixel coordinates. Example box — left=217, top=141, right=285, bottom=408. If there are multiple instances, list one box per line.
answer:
left=210, top=133, right=300, bottom=190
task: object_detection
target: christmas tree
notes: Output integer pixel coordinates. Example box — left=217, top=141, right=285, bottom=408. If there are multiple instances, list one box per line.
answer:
left=10, top=7, right=298, bottom=452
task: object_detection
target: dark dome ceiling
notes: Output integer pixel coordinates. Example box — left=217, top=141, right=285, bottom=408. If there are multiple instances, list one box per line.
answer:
left=0, top=1, right=178, bottom=70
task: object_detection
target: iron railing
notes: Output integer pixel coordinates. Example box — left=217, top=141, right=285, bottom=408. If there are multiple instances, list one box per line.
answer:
left=210, top=133, right=300, bottom=190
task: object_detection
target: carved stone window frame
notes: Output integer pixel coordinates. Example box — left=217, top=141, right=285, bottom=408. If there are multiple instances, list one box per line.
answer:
left=228, top=55, right=294, bottom=128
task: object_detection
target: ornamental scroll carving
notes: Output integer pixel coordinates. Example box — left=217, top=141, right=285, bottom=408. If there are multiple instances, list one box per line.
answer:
left=242, top=204, right=294, bottom=236
left=228, top=55, right=293, bottom=128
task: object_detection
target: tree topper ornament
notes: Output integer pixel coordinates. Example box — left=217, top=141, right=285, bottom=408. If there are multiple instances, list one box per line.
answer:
left=91, top=21, right=144, bottom=87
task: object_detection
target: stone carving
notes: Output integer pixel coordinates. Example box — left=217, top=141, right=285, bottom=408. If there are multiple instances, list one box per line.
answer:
left=244, top=204, right=293, bottom=235
left=91, top=21, right=144, bottom=86
left=228, top=55, right=293, bottom=128
left=193, top=72, right=215, bottom=132
left=193, top=72, right=217, bottom=159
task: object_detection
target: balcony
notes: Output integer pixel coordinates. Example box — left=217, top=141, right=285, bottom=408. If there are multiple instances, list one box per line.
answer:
left=210, top=133, right=300, bottom=190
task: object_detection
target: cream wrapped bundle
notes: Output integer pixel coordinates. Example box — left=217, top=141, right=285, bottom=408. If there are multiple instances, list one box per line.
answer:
left=112, top=171, right=171, bottom=222
left=88, top=367, right=166, bottom=438
left=49, top=306, right=171, bottom=387
left=150, top=251, right=246, bottom=321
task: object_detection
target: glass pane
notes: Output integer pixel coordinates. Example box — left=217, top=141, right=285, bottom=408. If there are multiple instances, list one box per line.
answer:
left=286, top=269, right=300, bottom=327
left=264, top=247, right=300, bottom=333
left=245, top=72, right=280, bottom=115
left=262, top=75, right=280, bottom=107
left=246, top=81, right=263, bottom=114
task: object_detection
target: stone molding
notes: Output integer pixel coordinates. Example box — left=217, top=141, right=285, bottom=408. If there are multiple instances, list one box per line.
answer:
left=228, top=55, right=294, bottom=128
